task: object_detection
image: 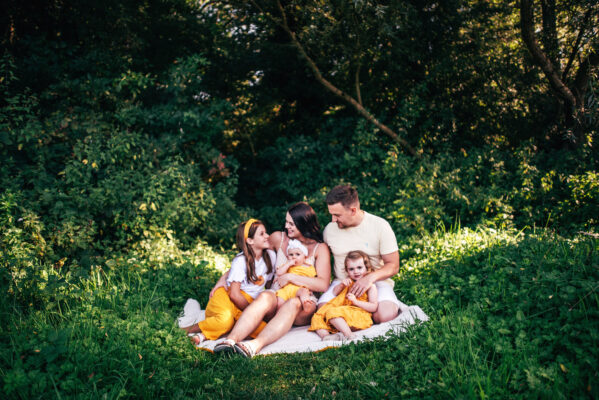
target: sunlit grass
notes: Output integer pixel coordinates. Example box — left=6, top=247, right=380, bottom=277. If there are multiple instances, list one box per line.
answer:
left=1, top=227, right=597, bottom=398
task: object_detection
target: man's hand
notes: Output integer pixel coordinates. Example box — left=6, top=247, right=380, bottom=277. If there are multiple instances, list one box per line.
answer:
left=348, top=274, right=375, bottom=298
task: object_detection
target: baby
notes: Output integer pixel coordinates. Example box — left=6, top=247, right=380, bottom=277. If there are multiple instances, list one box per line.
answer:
left=272, top=239, right=317, bottom=312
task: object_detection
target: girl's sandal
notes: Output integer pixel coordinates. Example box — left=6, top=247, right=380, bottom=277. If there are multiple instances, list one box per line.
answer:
left=188, top=333, right=206, bottom=346
left=213, top=338, right=236, bottom=355
left=234, top=341, right=257, bottom=358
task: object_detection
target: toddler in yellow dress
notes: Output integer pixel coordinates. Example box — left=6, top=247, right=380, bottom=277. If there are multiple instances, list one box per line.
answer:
left=272, top=239, right=317, bottom=312
left=310, top=250, right=378, bottom=340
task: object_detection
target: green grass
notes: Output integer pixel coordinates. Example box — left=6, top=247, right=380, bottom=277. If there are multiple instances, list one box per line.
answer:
left=1, top=227, right=598, bottom=398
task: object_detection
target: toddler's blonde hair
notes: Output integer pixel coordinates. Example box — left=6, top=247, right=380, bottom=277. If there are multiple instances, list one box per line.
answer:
left=344, top=250, right=373, bottom=273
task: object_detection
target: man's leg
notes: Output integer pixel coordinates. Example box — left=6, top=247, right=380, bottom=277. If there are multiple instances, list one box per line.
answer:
left=373, top=300, right=399, bottom=323
left=373, top=281, right=402, bottom=323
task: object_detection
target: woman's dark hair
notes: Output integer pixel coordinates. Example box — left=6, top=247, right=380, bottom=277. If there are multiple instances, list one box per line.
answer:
left=287, top=202, right=323, bottom=243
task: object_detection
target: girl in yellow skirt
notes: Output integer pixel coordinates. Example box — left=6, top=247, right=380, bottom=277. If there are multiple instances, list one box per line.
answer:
left=271, top=239, right=317, bottom=312
left=310, top=250, right=378, bottom=341
left=184, top=219, right=275, bottom=345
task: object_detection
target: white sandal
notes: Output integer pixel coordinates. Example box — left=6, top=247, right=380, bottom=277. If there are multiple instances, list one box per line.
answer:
left=213, top=338, right=236, bottom=354
left=188, top=333, right=206, bottom=346
left=234, top=341, right=258, bottom=358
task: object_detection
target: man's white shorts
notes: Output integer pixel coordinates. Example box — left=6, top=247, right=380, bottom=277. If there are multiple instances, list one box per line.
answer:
left=317, top=280, right=401, bottom=307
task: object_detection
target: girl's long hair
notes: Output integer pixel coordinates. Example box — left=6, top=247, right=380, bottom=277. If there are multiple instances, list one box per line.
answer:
left=287, top=202, right=323, bottom=243
left=235, top=219, right=273, bottom=283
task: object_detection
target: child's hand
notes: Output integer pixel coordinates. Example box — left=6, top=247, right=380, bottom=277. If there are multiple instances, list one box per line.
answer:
left=277, top=260, right=293, bottom=276
left=346, top=293, right=357, bottom=303
left=341, top=278, right=353, bottom=287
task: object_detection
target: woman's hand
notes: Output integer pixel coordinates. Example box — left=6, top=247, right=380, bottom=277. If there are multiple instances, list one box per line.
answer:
left=276, top=273, right=292, bottom=287
left=341, top=278, right=353, bottom=288
left=209, top=281, right=225, bottom=298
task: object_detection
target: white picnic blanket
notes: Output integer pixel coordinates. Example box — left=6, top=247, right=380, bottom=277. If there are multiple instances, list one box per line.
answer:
left=178, top=298, right=428, bottom=355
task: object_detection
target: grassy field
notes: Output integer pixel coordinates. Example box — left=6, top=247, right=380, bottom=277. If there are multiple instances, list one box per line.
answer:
left=1, top=227, right=598, bottom=399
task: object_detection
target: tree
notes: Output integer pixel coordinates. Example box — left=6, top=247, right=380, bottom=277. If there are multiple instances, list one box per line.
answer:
left=520, top=0, right=599, bottom=143
left=234, top=0, right=421, bottom=156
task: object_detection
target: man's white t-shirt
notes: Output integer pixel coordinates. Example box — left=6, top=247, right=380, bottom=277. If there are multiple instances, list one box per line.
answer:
left=323, top=211, right=398, bottom=286
left=227, top=249, right=276, bottom=298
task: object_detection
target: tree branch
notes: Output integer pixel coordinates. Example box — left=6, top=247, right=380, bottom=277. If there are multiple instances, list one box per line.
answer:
left=355, top=63, right=363, bottom=106
left=573, top=43, right=599, bottom=107
left=520, top=0, right=577, bottom=110
left=562, top=8, right=592, bottom=81
left=269, top=0, right=418, bottom=157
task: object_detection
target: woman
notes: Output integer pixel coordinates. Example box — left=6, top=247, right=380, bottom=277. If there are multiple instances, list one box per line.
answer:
left=211, top=202, right=331, bottom=357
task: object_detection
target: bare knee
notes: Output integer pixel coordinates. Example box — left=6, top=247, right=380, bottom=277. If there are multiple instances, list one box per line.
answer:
left=249, top=291, right=275, bottom=312
left=373, top=302, right=399, bottom=324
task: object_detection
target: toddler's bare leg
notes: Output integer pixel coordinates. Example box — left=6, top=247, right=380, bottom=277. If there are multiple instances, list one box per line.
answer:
left=329, top=317, right=356, bottom=339
left=315, top=329, right=329, bottom=339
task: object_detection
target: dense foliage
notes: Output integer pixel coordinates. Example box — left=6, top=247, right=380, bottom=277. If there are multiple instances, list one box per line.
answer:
left=1, top=0, right=598, bottom=398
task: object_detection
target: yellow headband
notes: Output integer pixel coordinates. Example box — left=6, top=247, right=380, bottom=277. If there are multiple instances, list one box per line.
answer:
left=244, top=218, right=258, bottom=239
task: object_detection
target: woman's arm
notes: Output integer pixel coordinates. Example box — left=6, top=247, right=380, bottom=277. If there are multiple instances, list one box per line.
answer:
left=278, top=243, right=331, bottom=292
left=209, top=269, right=230, bottom=298
left=269, top=231, right=284, bottom=251
left=347, top=285, right=378, bottom=313
left=228, top=281, right=250, bottom=310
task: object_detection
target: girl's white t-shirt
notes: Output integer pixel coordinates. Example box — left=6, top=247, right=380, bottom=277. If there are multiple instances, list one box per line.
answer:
left=227, top=249, right=276, bottom=299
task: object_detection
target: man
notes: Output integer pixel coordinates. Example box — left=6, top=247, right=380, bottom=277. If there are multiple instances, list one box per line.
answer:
left=319, top=184, right=403, bottom=323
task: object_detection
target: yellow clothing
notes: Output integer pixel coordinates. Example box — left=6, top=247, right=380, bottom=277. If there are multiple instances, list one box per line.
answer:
left=275, top=265, right=316, bottom=301
left=198, top=287, right=266, bottom=340
left=309, top=283, right=373, bottom=333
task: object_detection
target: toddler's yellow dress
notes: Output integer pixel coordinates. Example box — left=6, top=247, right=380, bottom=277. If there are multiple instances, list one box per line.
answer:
left=309, top=283, right=373, bottom=333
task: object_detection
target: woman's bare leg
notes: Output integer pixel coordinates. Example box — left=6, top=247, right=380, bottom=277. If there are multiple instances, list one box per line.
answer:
left=244, top=297, right=302, bottom=353
left=227, top=291, right=277, bottom=342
